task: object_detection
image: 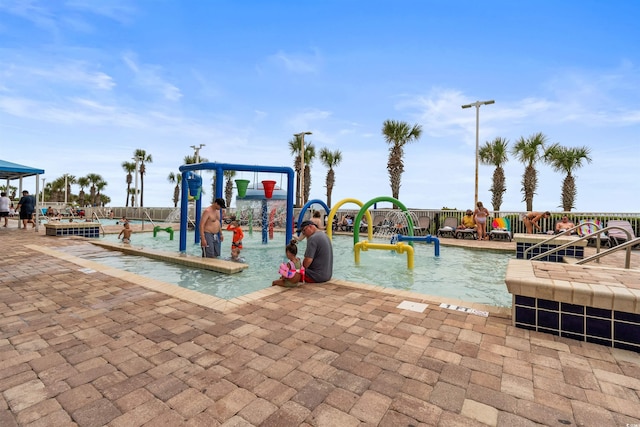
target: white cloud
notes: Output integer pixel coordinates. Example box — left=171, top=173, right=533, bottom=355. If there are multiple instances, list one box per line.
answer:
left=122, top=52, right=182, bottom=101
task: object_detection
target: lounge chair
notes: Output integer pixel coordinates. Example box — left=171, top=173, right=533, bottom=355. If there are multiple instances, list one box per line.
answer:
left=607, top=219, right=636, bottom=247
left=455, top=225, right=478, bottom=240
left=436, top=217, right=458, bottom=238
left=414, top=216, right=431, bottom=236
left=489, top=217, right=512, bottom=242
left=577, top=219, right=610, bottom=247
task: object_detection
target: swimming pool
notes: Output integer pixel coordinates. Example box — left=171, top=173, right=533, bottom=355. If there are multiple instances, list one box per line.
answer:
left=89, top=230, right=513, bottom=306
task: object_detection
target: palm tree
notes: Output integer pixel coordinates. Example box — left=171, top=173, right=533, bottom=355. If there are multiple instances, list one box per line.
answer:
left=134, top=149, right=153, bottom=207
left=85, top=173, right=104, bottom=207
left=288, top=135, right=304, bottom=206
left=303, top=144, right=316, bottom=205
left=50, top=177, right=66, bottom=202
left=544, top=144, right=592, bottom=211
left=95, top=181, right=107, bottom=207
left=168, top=172, right=182, bottom=207
left=121, top=161, right=136, bottom=207
left=511, top=132, right=548, bottom=211
left=64, top=174, right=76, bottom=204
left=224, top=170, right=237, bottom=209
left=319, top=148, right=342, bottom=208
left=99, top=194, right=111, bottom=207
left=479, top=137, right=509, bottom=212
left=77, top=177, right=89, bottom=207
left=382, top=119, right=423, bottom=207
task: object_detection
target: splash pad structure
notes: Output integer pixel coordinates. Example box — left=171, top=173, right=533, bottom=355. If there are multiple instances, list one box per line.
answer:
left=178, top=163, right=295, bottom=253
left=327, top=196, right=440, bottom=270
left=234, top=179, right=289, bottom=243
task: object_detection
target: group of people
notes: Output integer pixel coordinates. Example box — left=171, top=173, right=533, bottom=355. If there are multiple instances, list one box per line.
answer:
left=197, top=198, right=333, bottom=287
left=0, top=190, right=37, bottom=230
left=454, top=203, right=573, bottom=239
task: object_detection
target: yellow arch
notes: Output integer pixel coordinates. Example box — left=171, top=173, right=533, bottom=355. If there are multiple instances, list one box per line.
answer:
left=327, top=198, right=373, bottom=241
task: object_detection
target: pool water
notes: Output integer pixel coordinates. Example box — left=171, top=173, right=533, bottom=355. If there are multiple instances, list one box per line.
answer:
left=92, top=231, right=513, bottom=306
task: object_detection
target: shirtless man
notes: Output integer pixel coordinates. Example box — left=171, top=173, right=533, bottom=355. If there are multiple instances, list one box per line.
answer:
left=555, top=215, right=575, bottom=235
left=200, top=198, right=226, bottom=258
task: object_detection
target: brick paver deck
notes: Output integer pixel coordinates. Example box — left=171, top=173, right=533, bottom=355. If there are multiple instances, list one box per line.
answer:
left=1, top=223, right=639, bottom=426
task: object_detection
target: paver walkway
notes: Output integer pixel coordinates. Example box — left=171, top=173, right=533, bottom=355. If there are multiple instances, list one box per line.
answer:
left=1, top=225, right=639, bottom=426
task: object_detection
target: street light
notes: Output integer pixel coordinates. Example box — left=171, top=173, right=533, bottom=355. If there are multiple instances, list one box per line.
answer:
left=461, top=100, right=494, bottom=208
left=294, top=131, right=312, bottom=207
left=132, top=156, right=142, bottom=208
left=190, top=144, right=205, bottom=163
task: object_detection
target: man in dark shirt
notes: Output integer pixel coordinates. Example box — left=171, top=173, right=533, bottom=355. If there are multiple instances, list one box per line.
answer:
left=16, top=190, right=36, bottom=229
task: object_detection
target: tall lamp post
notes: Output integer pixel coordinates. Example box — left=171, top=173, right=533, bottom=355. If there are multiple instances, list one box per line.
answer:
left=132, top=156, right=141, bottom=208
left=190, top=144, right=205, bottom=163
left=294, top=131, right=312, bottom=207
left=461, top=100, right=494, bottom=208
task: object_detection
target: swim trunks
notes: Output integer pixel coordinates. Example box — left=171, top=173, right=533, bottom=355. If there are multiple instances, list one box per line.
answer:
left=202, top=232, right=221, bottom=258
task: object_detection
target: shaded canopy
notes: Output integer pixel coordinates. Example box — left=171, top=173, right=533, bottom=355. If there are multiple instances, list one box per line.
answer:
left=0, top=159, right=45, bottom=181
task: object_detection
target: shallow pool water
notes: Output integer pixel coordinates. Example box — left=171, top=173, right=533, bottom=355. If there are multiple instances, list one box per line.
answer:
left=92, top=231, right=513, bottom=306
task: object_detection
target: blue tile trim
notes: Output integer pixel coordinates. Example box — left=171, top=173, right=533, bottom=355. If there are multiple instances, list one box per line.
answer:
left=513, top=295, right=640, bottom=353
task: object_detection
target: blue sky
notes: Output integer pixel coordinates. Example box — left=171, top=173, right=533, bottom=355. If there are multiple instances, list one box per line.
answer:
left=1, top=0, right=638, bottom=212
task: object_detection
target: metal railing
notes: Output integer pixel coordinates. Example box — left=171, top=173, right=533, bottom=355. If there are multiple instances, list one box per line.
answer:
left=524, top=221, right=603, bottom=259
left=576, top=237, right=640, bottom=269
left=142, top=210, right=156, bottom=231
left=91, top=211, right=106, bottom=236
left=529, top=225, right=635, bottom=268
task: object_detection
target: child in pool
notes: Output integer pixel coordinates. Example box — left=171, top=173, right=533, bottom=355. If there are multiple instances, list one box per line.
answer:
left=226, top=220, right=244, bottom=250
left=272, top=241, right=304, bottom=288
left=227, top=246, right=245, bottom=263
left=118, top=222, right=132, bottom=243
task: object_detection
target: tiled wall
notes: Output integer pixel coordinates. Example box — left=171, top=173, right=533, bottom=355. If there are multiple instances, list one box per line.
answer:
left=516, top=242, right=584, bottom=261
left=514, top=295, right=640, bottom=353
left=45, top=225, right=101, bottom=238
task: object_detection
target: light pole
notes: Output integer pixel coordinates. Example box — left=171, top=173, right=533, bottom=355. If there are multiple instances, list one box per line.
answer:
left=41, top=178, right=46, bottom=205
left=132, top=156, right=141, bottom=208
left=294, top=131, right=312, bottom=207
left=190, top=144, right=205, bottom=163
left=461, top=100, right=494, bottom=208
left=63, top=174, right=68, bottom=205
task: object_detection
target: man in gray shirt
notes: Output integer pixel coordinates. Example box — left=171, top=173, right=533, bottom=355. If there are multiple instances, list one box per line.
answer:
left=297, top=220, right=333, bottom=283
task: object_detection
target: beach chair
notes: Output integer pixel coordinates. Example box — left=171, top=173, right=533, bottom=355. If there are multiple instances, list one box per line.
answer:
left=436, top=217, right=458, bottom=238
left=607, top=219, right=636, bottom=247
left=455, top=224, right=478, bottom=240
left=489, top=217, right=512, bottom=242
left=577, top=219, right=610, bottom=247
left=414, top=216, right=431, bottom=236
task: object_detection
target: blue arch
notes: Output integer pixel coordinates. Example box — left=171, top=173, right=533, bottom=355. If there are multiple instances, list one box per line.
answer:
left=178, top=162, right=295, bottom=253
left=295, top=199, right=330, bottom=238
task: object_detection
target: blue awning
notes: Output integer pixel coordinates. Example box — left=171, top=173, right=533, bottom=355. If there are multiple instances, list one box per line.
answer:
left=0, top=160, right=45, bottom=181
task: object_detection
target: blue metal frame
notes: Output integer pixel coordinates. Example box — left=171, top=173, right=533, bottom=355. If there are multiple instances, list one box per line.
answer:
left=178, top=162, right=295, bottom=253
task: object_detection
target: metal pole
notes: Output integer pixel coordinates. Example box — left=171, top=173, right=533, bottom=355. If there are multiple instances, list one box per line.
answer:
left=474, top=105, right=480, bottom=208
left=461, top=100, right=494, bottom=208
left=133, top=157, right=139, bottom=208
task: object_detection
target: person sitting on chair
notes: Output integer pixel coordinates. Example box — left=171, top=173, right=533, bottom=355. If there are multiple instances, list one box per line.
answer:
left=555, top=215, right=575, bottom=235
left=457, top=210, right=476, bottom=230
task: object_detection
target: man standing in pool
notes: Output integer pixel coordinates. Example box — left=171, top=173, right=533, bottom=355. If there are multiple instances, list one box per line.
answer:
left=298, top=220, right=333, bottom=283
left=200, top=198, right=226, bottom=258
